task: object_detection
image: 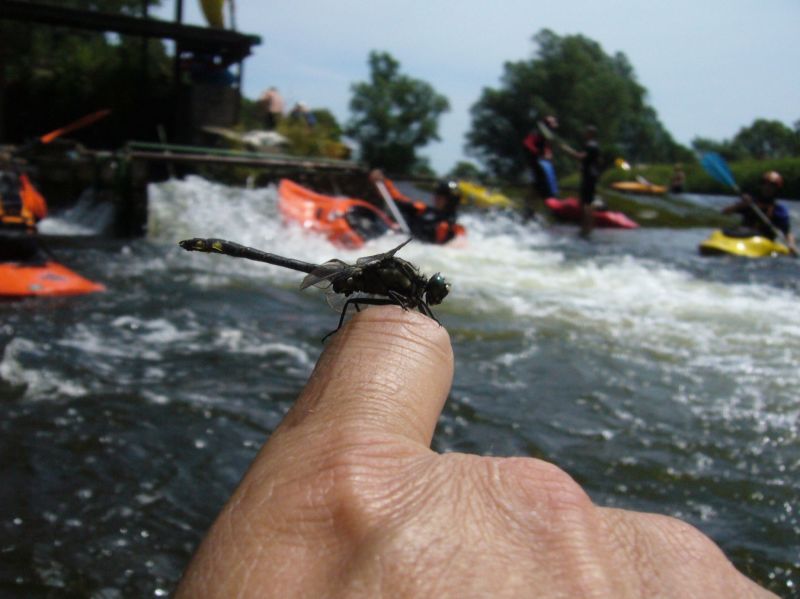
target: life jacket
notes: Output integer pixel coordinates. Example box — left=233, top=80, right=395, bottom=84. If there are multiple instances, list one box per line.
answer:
left=0, top=172, right=47, bottom=232
left=383, top=177, right=465, bottom=244
left=740, top=199, right=790, bottom=238
left=435, top=221, right=465, bottom=244
left=523, top=131, right=551, bottom=161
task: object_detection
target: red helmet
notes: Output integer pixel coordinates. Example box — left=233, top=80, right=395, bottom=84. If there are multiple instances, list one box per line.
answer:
left=762, top=170, right=783, bottom=188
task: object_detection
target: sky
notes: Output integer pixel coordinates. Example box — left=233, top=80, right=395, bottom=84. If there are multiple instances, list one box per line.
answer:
left=156, top=0, right=800, bottom=174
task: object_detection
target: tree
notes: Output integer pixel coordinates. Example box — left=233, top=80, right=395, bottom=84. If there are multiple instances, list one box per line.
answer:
left=448, top=161, right=484, bottom=181
left=466, top=29, right=690, bottom=181
left=730, top=119, right=800, bottom=159
left=691, top=136, right=736, bottom=160
left=346, top=51, right=450, bottom=175
left=691, top=118, right=800, bottom=160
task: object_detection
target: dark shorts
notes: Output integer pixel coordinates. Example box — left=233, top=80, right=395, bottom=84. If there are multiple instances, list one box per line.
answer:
left=580, top=178, right=597, bottom=205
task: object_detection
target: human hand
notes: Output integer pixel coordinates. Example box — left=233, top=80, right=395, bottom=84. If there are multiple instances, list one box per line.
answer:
left=176, top=306, right=774, bottom=598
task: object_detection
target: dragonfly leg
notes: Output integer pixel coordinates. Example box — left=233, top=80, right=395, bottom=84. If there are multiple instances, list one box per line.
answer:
left=321, top=297, right=398, bottom=342
left=415, top=301, right=439, bottom=324
left=387, top=290, right=411, bottom=310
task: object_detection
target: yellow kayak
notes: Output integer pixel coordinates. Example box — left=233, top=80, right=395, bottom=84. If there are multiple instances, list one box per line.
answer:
left=698, top=229, right=791, bottom=258
left=457, top=181, right=517, bottom=209
left=610, top=181, right=668, bottom=195
left=199, top=0, right=225, bottom=28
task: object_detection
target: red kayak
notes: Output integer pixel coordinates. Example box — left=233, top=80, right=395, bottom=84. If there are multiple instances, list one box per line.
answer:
left=545, top=197, right=639, bottom=229
left=0, top=261, right=105, bottom=297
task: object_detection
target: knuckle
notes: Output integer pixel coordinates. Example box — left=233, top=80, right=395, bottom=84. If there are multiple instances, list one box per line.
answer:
left=500, top=457, right=593, bottom=514
left=657, top=514, right=723, bottom=562
left=316, top=436, right=416, bottom=536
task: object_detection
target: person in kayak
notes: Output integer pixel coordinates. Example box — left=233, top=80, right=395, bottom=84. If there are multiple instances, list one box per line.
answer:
left=0, top=168, right=48, bottom=261
left=376, top=173, right=464, bottom=244
left=561, top=125, right=600, bottom=238
left=413, top=180, right=463, bottom=244
left=670, top=163, right=686, bottom=194
left=522, top=114, right=559, bottom=220
left=722, top=170, right=798, bottom=255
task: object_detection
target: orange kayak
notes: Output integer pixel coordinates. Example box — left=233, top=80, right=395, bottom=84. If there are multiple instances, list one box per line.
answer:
left=278, top=179, right=396, bottom=249
left=0, top=261, right=105, bottom=297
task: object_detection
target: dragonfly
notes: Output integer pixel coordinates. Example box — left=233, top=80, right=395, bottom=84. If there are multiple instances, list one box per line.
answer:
left=178, top=237, right=451, bottom=340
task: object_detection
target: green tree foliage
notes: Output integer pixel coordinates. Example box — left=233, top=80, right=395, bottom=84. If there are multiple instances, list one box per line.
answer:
left=466, top=29, right=691, bottom=181
left=239, top=98, right=350, bottom=160
left=448, top=161, right=484, bottom=181
left=346, top=51, right=449, bottom=175
left=692, top=118, right=800, bottom=161
left=279, top=109, right=351, bottom=160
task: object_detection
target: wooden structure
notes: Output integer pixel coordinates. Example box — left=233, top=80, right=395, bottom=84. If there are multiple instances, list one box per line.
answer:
left=0, top=0, right=261, bottom=141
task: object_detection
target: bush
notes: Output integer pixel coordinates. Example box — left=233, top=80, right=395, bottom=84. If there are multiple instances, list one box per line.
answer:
left=597, top=157, right=800, bottom=199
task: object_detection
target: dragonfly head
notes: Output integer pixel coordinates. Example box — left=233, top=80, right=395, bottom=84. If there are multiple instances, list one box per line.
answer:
left=425, top=273, right=450, bottom=305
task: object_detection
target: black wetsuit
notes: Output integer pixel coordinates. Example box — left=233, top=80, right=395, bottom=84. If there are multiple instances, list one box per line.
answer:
left=579, top=140, right=600, bottom=206
left=396, top=202, right=457, bottom=244
left=733, top=198, right=790, bottom=240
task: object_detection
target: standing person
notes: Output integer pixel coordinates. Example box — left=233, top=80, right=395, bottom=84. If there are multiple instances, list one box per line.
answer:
left=290, top=102, right=317, bottom=128
left=722, top=170, right=798, bottom=255
left=258, top=87, right=284, bottom=130
left=561, top=125, right=600, bottom=238
left=522, top=115, right=559, bottom=220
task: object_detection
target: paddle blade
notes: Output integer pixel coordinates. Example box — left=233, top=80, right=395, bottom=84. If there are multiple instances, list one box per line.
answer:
left=39, top=109, right=111, bottom=145
left=701, top=152, right=738, bottom=192
left=537, top=120, right=555, bottom=140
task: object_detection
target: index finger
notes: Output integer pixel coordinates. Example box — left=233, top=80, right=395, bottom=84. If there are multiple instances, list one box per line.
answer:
left=279, top=305, right=454, bottom=448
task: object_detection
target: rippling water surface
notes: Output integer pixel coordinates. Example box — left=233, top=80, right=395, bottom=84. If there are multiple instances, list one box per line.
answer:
left=2, top=178, right=798, bottom=596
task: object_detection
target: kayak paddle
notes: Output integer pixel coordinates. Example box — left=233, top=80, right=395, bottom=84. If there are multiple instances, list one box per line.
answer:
left=372, top=178, right=412, bottom=235
left=39, top=109, right=112, bottom=145
left=701, top=152, right=793, bottom=253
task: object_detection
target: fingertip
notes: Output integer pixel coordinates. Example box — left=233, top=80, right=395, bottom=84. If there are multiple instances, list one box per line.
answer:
left=285, top=305, right=454, bottom=447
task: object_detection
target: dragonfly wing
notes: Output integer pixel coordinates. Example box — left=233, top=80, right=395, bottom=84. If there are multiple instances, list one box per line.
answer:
left=355, top=238, right=412, bottom=266
left=300, top=259, right=350, bottom=290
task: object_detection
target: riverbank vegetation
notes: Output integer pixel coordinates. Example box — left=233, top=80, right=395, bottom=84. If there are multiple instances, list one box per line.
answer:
left=3, top=9, right=798, bottom=201
left=596, top=157, right=800, bottom=199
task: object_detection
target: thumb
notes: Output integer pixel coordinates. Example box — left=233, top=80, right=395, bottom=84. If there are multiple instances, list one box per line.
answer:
left=279, top=305, right=454, bottom=448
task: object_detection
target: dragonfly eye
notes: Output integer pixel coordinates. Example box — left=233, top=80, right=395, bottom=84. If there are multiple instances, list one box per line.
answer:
left=425, top=273, right=450, bottom=305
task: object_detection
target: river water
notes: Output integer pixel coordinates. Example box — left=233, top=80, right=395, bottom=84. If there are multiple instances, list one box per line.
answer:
left=1, top=177, right=798, bottom=597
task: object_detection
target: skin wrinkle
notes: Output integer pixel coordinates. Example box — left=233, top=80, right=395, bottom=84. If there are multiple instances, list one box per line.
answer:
left=485, top=458, right=625, bottom=597
left=603, top=509, right=672, bottom=595
left=292, top=317, right=451, bottom=446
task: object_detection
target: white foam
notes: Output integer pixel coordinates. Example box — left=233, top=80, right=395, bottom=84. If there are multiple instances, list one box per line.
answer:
left=146, top=177, right=800, bottom=423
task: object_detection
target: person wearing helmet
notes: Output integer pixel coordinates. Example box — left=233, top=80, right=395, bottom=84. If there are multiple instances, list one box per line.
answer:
left=404, top=180, right=462, bottom=244
left=522, top=114, right=560, bottom=220
left=722, top=170, right=797, bottom=255
left=372, top=173, right=463, bottom=244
